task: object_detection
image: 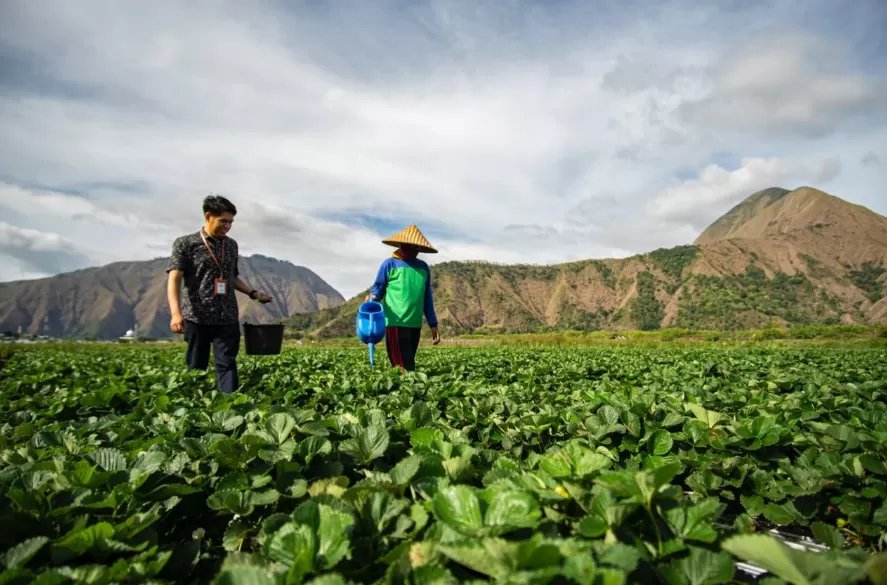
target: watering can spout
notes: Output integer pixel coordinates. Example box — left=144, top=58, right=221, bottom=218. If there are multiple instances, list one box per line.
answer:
left=356, top=300, right=386, bottom=366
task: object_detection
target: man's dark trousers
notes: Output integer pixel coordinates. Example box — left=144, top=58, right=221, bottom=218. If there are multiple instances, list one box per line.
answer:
left=184, top=320, right=240, bottom=393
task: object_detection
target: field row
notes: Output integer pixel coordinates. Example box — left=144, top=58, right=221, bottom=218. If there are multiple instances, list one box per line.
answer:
left=1, top=346, right=887, bottom=584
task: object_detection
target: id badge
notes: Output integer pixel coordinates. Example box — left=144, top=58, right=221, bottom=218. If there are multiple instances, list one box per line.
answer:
left=214, top=279, right=228, bottom=295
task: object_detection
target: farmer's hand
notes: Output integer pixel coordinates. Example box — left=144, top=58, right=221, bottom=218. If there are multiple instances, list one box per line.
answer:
left=431, top=327, right=441, bottom=345
left=170, top=312, right=185, bottom=334
left=255, top=291, right=273, bottom=304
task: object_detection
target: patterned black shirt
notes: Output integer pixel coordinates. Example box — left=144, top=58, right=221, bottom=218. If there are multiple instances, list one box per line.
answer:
left=167, top=230, right=240, bottom=325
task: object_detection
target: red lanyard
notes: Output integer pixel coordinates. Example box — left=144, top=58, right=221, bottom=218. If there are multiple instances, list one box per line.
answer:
left=200, top=230, right=226, bottom=275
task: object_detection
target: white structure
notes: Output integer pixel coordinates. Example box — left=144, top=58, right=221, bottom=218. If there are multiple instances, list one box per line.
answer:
left=120, top=323, right=139, bottom=342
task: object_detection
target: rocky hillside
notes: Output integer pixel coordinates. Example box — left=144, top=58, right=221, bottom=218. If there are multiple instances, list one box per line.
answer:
left=292, top=186, right=887, bottom=336
left=0, top=254, right=344, bottom=340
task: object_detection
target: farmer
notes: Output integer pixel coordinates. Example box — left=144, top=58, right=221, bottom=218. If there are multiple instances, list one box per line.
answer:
left=166, top=194, right=272, bottom=393
left=367, top=224, right=441, bottom=371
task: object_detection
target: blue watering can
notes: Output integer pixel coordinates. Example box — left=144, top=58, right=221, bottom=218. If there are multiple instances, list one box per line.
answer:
left=356, top=299, right=386, bottom=367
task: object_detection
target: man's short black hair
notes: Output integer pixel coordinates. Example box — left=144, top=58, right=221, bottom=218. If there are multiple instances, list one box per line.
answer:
left=203, top=194, right=237, bottom=216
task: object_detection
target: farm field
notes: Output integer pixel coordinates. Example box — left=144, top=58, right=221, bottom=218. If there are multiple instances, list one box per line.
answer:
left=2, top=345, right=887, bottom=584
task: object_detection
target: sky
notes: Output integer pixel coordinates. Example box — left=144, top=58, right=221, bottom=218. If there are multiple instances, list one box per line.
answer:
left=1, top=0, right=885, bottom=298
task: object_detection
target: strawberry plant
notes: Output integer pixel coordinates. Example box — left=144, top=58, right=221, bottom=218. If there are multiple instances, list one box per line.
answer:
left=1, top=345, right=887, bottom=584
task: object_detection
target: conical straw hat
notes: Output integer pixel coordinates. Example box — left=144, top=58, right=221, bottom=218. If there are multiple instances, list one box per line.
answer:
left=382, top=224, right=438, bottom=253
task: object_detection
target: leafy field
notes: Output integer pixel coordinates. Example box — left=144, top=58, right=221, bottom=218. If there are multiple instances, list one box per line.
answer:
left=2, top=345, right=887, bottom=584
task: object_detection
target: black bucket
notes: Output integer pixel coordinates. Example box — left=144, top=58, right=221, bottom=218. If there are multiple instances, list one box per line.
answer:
left=243, top=323, right=285, bottom=355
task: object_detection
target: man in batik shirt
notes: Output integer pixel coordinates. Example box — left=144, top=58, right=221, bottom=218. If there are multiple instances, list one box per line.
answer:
left=166, top=194, right=272, bottom=392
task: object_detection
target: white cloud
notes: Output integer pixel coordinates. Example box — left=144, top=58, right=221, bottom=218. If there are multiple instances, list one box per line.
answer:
left=647, top=156, right=843, bottom=227
left=0, top=183, right=138, bottom=228
left=0, top=222, right=91, bottom=276
left=680, top=33, right=887, bottom=138
left=0, top=1, right=885, bottom=298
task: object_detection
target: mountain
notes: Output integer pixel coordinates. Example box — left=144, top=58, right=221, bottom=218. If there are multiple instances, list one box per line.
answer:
left=0, top=254, right=344, bottom=339
left=292, top=186, right=887, bottom=336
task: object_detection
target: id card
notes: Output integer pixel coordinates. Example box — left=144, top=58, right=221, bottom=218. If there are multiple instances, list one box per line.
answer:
left=214, top=279, right=228, bottom=295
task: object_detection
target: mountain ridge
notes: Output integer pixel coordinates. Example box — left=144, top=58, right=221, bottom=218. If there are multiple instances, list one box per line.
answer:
left=2, top=186, right=885, bottom=339
left=0, top=254, right=345, bottom=339
left=291, top=186, right=887, bottom=336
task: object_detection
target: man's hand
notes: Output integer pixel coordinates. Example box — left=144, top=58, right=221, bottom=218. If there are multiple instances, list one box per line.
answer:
left=167, top=270, right=184, bottom=333
left=254, top=291, right=273, bottom=304
left=170, top=312, right=185, bottom=334
left=431, top=326, right=441, bottom=345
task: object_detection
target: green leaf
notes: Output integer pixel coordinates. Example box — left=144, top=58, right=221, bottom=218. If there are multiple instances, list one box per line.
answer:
left=432, top=485, right=484, bottom=537
left=722, top=534, right=810, bottom=585
left=262, top=513, right=292, bottom=538
left=578, top=515, right=607, bottom=538
left=265, top=413, right=296, bottom=445
left=484, top=491, right=542, bottom=533
left=659, top=547, right=734, bottom=585
left=400, top=403, right=436, bottom=432
left=684, top=420, right=709, bottom=445
left=648, top=430, right=674, bottom=456
left=663, top=498, right=723, bottom=543
left=411, top=427, right=444, bottom=450
left=307, top=477, right=349, bottom=498
left=300, top=436, right=332, bottom=465
left=306, top=576, right=349, bottom=585
left=250, top=488, right=280, bottom=507
left=294, top=501, right=355, bottom=571
left=223, top=519, right=254, bottom=553
left=212, top=564, right=277, bottom=585
left=315, top=505, right=354, bottom=570
left=686, top=404, right=725, bottom=429
left=340, top=425, right=390, bottom=465
left=90, top=448, right=127, bottom=472
left=361, top=490, right=409, bottom=534
left=563, top=553, right=597, bottom=585
left=52, top=522, right=115, bottom=563
left=661, top=412, right=685, bottom=428
left=538, top=454, right=571, bottom=478
left=598, top=406, right=620, bottom=427
left=208, top=490, right=255, bottom=517
left=259, top=439, right=296, bottom=464
left=264, top=522, right=315, bottom=578
left=212, top=411, right=245, bottom=433
left=390, top=454, right=423, bottom=486
left=599, top=542, right=640, bottom=572
left=287, top=479, right=309, bottom=499
left=733, top=513, right=754, bottom=533
left=436, top=539, right=516, bottom=581
left=860, top=454, right=887, bottom=476
left=763, top=503, right=799, bottom=526
left=143, top=483, right=202, bottom=501
left=540, top=441, right=612, bottom=478
left=4, top=536, right=49, bottom=569
left=839, top=496, right=871, bottom=519
left=811, top=522, right=844, bottom=549
left=130, top=450, right=167, bottom=476
left=410, top=565, right=458, bottom=585
left=740, top=494, right=764, bottom=517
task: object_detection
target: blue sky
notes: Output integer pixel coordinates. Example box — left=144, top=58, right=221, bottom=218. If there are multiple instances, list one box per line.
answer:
left=0, top=0, right=885, bottom=297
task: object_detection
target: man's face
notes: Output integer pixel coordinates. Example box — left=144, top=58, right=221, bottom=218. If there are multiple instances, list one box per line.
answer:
left=400, top=245, right=419, bottom=259
left=205, top=212, right=234, bottom=238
